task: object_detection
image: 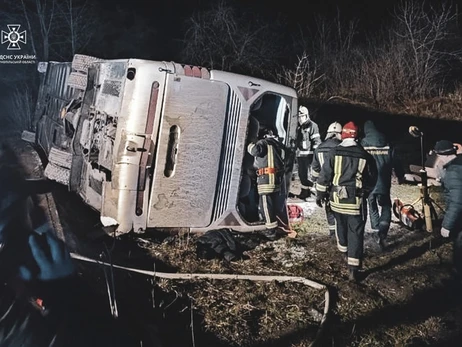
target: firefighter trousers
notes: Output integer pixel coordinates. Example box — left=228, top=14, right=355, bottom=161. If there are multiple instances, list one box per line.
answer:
left=259, top=191, right=279, bottom=230
left=333, top=203, right=367, bottom=269
left=325, top=202, right=336, bottom=237
left=297, top=155, right=314, bottom=189
left=367, top=193, right=392, bottom=238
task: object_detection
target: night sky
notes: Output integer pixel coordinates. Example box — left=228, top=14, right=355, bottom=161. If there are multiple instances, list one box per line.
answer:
left=96, top=0, right=459, bottom=34
left=89, top=0, right=462, bottom=60
left=95, top=0, right=406, bottom=36
left=2, top=0, right=461, bottom=62
left=2, top=0, right=462, bottom=80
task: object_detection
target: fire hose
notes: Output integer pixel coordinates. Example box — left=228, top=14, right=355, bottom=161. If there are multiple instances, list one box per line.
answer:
left=70, top=252, right=330, bottom=347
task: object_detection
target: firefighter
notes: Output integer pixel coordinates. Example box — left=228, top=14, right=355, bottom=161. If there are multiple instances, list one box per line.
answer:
left=316, top=122, right=377, bottom=282
left=361, top=120, right=405, bottom=250
left=247, top=124, right=285, bottom=241
left=295, top=106, right=321, bottom=200
left=432, top=140, right=462, bottom=279
left=311, top=121, right=343, bottom=238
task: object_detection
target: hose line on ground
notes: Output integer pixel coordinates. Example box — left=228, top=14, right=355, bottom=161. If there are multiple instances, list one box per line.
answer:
left=70, top=252, right=330, bottom=347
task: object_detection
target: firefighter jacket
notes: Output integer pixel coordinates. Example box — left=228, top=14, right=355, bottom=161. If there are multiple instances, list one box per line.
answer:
left=441, top=155, right=462, bottom=231
left=296, top=121, right=321, bottom=157
left=311, top=137, right=341, bottom=182
left=247, top=137, right=284, bottom=195
left=316, top=139, right=377, bottom=215
left=360, top=120, right=405, bottom=195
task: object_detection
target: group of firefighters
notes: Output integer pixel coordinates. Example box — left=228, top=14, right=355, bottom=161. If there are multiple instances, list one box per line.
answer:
left=247, top=105, right=462, bottom=282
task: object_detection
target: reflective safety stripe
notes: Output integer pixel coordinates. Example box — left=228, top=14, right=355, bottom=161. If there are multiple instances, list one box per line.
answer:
left=334, top=190, right=339, bottom=205
left=348, top=257, right=360, bottom=266
left=312, top=171, right=320, bottom=178
left=363, top=146, right=390, bottom=154
left=247, top=143, right=256, bottom=153
left=262, top=195, right=272, bottom=227
left=334, top=220, right=339, bottom=243
left=268, top=145, right=274, bottom=186
left=258, top=185, right=279, bottom=194
left=333, top=155, right=342, bottom=186
left=331, top=204, right=361, bottom=215
left=319, top=153, right=325, bottom=167
left=298, top=150, right=313, bottom=155
left=337, top=244, right=347, bottom=252
left=363, top=146, right=390, bottom=150
left=356, top=158, right=366, bottom=188
left=317, top=183, right=327, bottom=192
left=332, top=198, right=361, bottom=209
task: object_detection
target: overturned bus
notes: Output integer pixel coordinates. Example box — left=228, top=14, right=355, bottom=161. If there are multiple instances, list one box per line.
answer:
left=29, top=54, right=298, bottom=235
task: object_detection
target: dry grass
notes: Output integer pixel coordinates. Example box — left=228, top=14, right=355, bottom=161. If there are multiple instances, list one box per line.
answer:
left=142, top=236, right=326, bottom=346
left=135, top=180, right=458, bottom=347
left=10, top=132, right=459, bottom=347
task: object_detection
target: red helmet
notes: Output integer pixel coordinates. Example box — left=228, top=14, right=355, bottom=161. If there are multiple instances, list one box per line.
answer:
left=341, top=121, right=358, bottom=140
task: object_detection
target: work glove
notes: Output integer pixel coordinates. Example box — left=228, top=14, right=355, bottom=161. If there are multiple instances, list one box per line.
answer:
left=316, top=191, right=329, bottom=208
left=316, top=198, right=324, bottom=208
left=441, top=227, right=450, bottom=238
left=19, top=227, right=75, bottom=281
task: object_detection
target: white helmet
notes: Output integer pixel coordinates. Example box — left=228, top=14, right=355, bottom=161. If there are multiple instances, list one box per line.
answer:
left=298, top=106, right=310, bottom=125
left=327, top=122, right=342, bottom=134
left=325, top=122, right=342, bottom=140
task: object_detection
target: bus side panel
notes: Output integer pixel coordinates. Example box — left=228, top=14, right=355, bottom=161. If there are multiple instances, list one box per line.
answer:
left=148, top=76, right=228, bottom=228
left=101, top=60, right=169, bottom=233
left=35, top=62, right=73, bottom=157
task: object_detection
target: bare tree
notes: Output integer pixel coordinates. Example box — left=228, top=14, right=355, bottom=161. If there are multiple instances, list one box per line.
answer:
left=7, top=84, right=35, bottom=131
left=0, top=2, right=38, bottom=59
left=293, top=10, right=360, bottom=98
left=391, top=0, right=460, bottom=98
left=53, top=0, right=98, bottom=59
left=277, top=52, right=324, bottom=98
left=180, top=0, right=285, bottom=78
left=0, top=0, right=98, bottom=62
left=285, top=0, right=462, bottom=107
left=0, top=0, right=57, bottom=61
left=33, top=0, right=55, bottom=61
left=352, top=0, right=461, bottom=105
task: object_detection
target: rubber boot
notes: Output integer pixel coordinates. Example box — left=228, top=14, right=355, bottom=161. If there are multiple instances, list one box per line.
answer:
left=378, top=237, right=387, bottom=251
left=329, top=228, right=336, bottom=238
left=297, top=188, right=311, bottom=200
left=348, top=266, right=360, bottom=282
left=261, top=228, right=278, bottom=241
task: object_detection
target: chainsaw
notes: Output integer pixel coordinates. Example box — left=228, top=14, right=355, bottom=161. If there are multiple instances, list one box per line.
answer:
left=392, top=198, right=424, bottom=231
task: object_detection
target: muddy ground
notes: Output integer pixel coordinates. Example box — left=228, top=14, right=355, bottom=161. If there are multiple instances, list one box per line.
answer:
left=8, top=133, right=462, bottom=347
